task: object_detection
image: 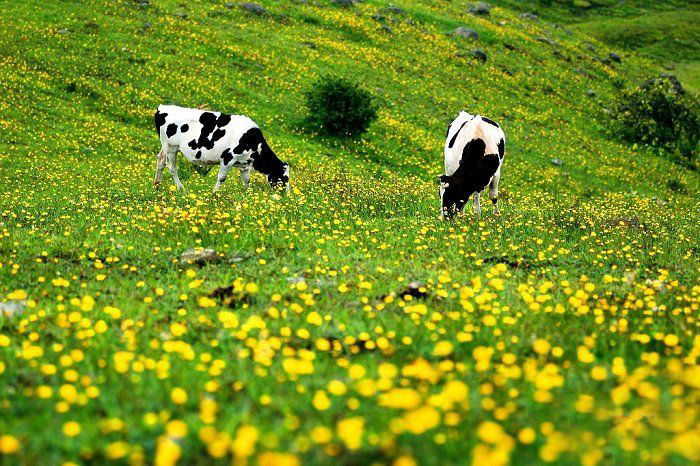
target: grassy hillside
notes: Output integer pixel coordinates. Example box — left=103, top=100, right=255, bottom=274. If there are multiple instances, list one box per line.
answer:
left=0, top=1, right=699, bottom=465
left=490, top=0, right=700, bottom=92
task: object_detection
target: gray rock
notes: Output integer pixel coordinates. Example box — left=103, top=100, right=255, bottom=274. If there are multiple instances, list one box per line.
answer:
left=241, top=2, right=267, bottom=15
left=519, top=12, right=538, bottom=20
left=180, top=248, right=222, bottom=265
left=0, top=301, right=26, bottom=318
left=382, top=5, right=405, bottom=15
left=551, top=158, right=563, bottom=166
left=472, top=49, right=488, bottom=62
left=643, top=74, right=685, bottom=94
left=536, top=36, right=557, bottom=46
left=609, top=52, right=622, bottom=63
left=586, top=89, right=596, bottom=97
left=469, top=2, right=490, bottom=15
left=454, top=27, right=479, bottom=39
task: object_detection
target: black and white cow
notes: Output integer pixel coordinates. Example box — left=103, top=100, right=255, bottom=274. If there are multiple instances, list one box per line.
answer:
left=154, top=105, right=289, bottom=191
left=439, top=112, right=505, bottom=218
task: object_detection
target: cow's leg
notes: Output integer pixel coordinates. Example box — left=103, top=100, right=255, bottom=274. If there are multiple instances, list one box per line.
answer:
left=154, top=147, right=167, bottom=187
left=473, top=192, right=482, bottom=217
left=489, top=169, right=501, bottom=215
left=166, top=148, right=184, bottom=190
left=214, top=161, right=234, bottom=192
left=239, top=166, right=252, bottom=189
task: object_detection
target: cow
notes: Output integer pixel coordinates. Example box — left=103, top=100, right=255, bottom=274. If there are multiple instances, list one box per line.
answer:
left=153, top=105, right=289, bottom=192
left=439, top=112, right=505, bottom=218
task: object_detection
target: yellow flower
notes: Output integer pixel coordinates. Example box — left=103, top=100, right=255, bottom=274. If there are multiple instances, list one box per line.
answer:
left=0, top=435, right=21, bottom=454
left=7, top=290, right=27, bottom=300
left=348, top=364, right=365, bottom=379
left=533, top=339, right=551, bottom=355
left=62, top=421, right=81, bottom=437
left=379, top=388, right=421, bottom=410
left=231, top=425, right=258, bottom=457
left=311, top=426, right=333, bottom=444
left=306, top=311, right=323, bottom=326
left=577, top=346, right=594, bottom=364
left=403, top=406, right=440, bottom=434
left=105, top=441, right=129, bottom=459
left=258, top=452, right=300, bottom=466
left=328, top=380, right=347, bottom=396
left=590, top=366, right=607, bottom=381
left=171, top=387, right=188, bottom=404
left=166, top=420, right=188, bottom=438
left=155, top=436, right=181, bottom=466
left=477, top=421, right=507, bottom=444
left=337, top=417, right=364, bottom=450
left=312, top=390, right=331, bottom=411
left=393, top=456, right=417, bottom=466
left=575, top=395, right=594, bottom=413
left=432, top=341, right=454, bottom=357
left=664, top=334, right=679, bottom=346
left=518, top=427, right=536, bottom=444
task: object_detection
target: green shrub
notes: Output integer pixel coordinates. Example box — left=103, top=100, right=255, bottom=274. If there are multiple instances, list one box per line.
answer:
left=611, top=77, right=700, bottom=165
left=304, top=75, right=378, bottom=137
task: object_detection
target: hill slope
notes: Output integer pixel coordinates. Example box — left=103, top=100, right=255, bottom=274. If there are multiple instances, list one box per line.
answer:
left=0, top=1, right=698, bottom=465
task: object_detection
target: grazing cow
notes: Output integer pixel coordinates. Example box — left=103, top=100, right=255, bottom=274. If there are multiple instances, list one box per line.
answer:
left=439, top=112, right=505, bottom=218
left=154, top=105, right=289, bottom=191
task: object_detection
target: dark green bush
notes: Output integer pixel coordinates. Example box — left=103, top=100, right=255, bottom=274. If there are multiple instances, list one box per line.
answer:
left=611, top=77, right=699, bottom=165
left=304, top=75, right=378, bottom=137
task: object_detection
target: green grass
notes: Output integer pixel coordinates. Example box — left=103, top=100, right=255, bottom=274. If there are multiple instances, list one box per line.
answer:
left=0, top=1, right=699, bottom=465
left=575, top=10, right=700, bottom=90
left=673, top=61, right=700, bottom=94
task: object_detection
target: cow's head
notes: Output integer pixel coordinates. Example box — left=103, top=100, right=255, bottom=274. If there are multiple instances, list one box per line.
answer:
left=268, top=162, right=290, bottom=191
left=439, top=174, right=468, bottom=219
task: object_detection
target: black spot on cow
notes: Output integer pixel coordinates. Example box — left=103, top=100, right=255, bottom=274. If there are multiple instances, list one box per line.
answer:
left=190, top=112, right=230, bottom=151
left=448, top=121, right=468, bottom=148
left=180, top=124, right=189, bottom=133
left=497, top=138, right=505, bottom=159
left=166, top=123, right=178, bottom=138
left=200, top=112, right=217, bottom=127
left=470, top=153, right=500, bottom=189
left=481, top=116, right=500, bottom=128
left=216, top=114, right=231, bottom=127
left=154, top=111, right=168, bottom=134
left=195, top=151, right=202, bottom=159
left=192, top=112, right=219, bottom=150
left=233, top=127, right=288, bottom=187
left=212, top=128, right=226, bottom=142
left=232, top=127, right=263, bottom=155
left=461, top=138, right=486, bottom=166
left=446, top=123, right=452, bottom=139
left=221, top=148, right=233, bottom=165
left=188, top=139, right=198, bottom=150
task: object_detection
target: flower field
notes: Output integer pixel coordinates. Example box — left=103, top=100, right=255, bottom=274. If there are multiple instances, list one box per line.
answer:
left=0, top=0, right=698, bottom=464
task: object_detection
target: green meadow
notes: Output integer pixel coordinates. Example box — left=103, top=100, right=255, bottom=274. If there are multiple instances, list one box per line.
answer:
left=0, top=0, right=698, bottom=465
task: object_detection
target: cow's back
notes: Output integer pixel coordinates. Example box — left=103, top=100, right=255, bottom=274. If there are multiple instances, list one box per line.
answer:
left=444, top=114, right=504, bottom=175
left=155, top=105, right=258, bottom=164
